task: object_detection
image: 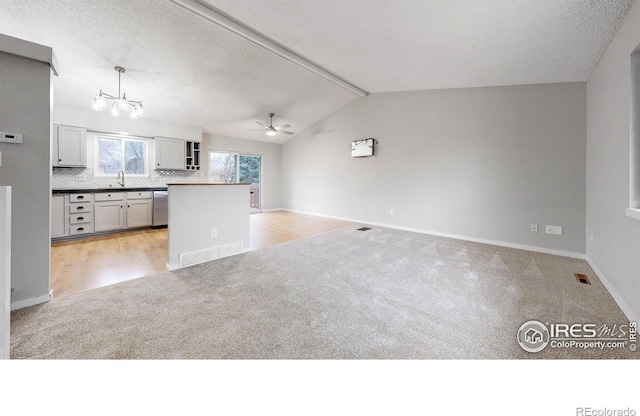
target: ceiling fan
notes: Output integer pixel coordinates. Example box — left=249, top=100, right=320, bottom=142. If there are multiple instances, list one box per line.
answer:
left=251, top=113, right=294, bottom=136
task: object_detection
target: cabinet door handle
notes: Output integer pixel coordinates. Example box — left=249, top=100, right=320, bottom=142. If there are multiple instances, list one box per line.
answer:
left=77, top=217, right=84, bottom=221
left=108, top=194, right=111, bottom=197
left=77, top=206, right=84, bottom=210
left=77, top=227, right=84, bottom=231
left=128, top=205, right=130, bottom=208
left=58, top=159, right=62, bottom=162
left=77, top=196, right=84, bottom=199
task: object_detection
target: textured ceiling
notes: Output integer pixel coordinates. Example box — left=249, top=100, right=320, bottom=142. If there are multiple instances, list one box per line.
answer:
left=0, top=0, right=635, bottom=142
left=206, top=0, right=635, bottom=92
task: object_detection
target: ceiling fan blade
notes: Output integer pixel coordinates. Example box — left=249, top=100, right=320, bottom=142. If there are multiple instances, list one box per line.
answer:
left=255, top=121, right=269, bottom=127
left=274, top=123, right=291, bottom=130
left=279, top=131, right=294, bottom=135
left=247, top=129, right=266, bottom=131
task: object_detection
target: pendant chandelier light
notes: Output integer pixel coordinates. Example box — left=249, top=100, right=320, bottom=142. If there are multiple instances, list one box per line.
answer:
left=92, top=66, right=143, bottom=119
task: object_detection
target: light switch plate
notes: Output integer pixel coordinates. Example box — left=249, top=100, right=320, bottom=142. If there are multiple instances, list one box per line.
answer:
left=554, top=226, right=563, bottom=235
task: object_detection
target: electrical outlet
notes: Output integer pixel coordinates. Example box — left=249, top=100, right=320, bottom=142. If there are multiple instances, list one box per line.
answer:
left=210, top=229, right=218, bottom=239
left=390, top=209, right=395, bottom=216
left=545, top=225, right=554, bottom=234
left=554, top=226, right=563, bottom=235
left=530, top=224, right=538, bottom=233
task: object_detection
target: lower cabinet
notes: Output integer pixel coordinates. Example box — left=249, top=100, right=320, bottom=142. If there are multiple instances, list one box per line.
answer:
left=127, top=200, right=153, bottom=228
left=94, top=200, right=125, bottom=232
left=51, top=195, right=67, bottom=238
left=53, top=190, right=157, bottom=240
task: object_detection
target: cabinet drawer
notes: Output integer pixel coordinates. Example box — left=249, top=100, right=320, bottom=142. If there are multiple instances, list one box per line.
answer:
left=126, top=191, right=153, bottom=200
left=69, top=224, right=92, bottom=235
left=68, top=203, right=93, bottom=214
left=69, top=193, right=93, bottom=203
left=95, top=192, right=125, bottom=202
left=69, top=212, right=92, bottom=224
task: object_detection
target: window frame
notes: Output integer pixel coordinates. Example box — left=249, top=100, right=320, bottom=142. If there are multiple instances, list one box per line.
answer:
left=94, top=134, right=149, bottom=178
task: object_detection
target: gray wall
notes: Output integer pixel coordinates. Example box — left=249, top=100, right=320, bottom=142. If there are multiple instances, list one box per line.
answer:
left=0, top=51, right=52, bottom=305
left=585, top=0, right=640, bottom=322
left=204, top=134, right=282, bottom=211
left=282, top=83, right=587, bottom=256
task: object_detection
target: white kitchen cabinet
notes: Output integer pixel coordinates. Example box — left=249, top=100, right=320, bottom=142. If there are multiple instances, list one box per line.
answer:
left=51, top=195, right=67, bottom=238
left=155, top=137, right=186, bottom=170
left=94, top=200, right=125, bottom=232
left=127, top=199, right=152, bottom=228
left=53, top=125, right=87, bottom=167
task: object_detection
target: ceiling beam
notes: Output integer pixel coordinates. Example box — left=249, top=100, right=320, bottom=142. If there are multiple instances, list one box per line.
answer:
left=168, top=0, right=368, bottom=98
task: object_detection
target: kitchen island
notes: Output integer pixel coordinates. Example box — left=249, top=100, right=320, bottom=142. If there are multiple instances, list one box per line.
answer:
left=167, top=183, right=250, bottom=270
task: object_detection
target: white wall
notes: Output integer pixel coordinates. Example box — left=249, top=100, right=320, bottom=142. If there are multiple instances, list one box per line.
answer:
left=585, top=0, right=640, bottom=322
left=0, top=44, right=54, bottom=308
left=204, top=134, right=282, bottom=211
left=282, top=82, right=587, bottom=257
left=54, top=105, right=202, bottom=141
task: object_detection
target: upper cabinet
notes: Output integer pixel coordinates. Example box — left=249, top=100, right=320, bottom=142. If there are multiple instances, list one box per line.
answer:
left=155, top=137, right=186, bottom=170
left=185, top=141, right=200, bottom=171
left=53, top=125, right=87, bottom=167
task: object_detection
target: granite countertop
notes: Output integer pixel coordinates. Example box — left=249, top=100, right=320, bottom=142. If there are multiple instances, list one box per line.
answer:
left=52, top=187, right=168, bottom=194
left=166, top=182, right=251, bottom=186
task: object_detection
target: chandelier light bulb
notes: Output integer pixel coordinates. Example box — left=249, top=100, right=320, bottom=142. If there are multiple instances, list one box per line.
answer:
left=136, top=102, right=143, bottom=117
left=129, top=106, right=139, bottom=119
left=111, top=102, right=119, bottom=117
left=119, top=96, right=128, bottom=111
left=92, top=92, right=106, bottom=111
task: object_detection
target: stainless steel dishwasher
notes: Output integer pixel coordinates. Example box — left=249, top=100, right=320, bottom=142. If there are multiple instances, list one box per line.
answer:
left=152, top=190, right=168, bottom=227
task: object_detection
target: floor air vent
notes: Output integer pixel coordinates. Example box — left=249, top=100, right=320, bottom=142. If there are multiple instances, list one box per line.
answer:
left=357, top=227, right=371, bottom=231
left=575, top=273, right=591, bottom=285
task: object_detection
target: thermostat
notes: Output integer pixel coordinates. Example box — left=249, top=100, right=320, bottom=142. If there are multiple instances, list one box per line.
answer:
left=0, top=131, right=23, bottom=144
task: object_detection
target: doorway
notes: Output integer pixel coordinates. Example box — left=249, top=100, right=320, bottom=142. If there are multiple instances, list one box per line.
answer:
left=209, top=151, right=262, bottom=213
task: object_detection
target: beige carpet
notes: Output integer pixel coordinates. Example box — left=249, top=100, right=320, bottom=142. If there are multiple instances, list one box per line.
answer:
left=10, top=226, right=636, bottom=359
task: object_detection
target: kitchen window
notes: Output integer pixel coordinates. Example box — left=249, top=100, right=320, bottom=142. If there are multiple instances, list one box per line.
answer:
left=95, top=135, right=148, bottom=177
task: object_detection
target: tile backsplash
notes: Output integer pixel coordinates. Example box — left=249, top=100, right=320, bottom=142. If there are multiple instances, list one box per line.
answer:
left=52, top=167, right=205, bottom=189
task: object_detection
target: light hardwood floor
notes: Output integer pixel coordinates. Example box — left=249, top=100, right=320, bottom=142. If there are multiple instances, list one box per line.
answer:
left=50, top=211, right=354, bottom=298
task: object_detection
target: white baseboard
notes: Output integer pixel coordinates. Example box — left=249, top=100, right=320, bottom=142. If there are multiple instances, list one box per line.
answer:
left=166, top=263, right=179, bottom=271
left=261, top=208, right=285, bottom=213
left=586, top=257, right=638, bottom=323
left=10, top=289, right=53, bottom=311
left=284, top=209, right=586, bottom=259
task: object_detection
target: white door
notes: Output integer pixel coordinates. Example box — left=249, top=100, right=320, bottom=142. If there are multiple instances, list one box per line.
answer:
left=0, top=187, right=11, bottom=359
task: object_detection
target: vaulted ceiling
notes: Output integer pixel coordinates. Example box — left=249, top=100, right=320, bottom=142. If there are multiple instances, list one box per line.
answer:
left=0, top=0, right=635, bottom=143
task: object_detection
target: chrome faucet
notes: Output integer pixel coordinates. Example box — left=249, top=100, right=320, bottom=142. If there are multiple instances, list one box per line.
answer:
left=117, top=170, right=125, bottom=187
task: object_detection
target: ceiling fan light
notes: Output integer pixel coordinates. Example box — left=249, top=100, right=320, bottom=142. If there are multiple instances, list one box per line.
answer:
left=266, top=129, right=277, bottom=136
